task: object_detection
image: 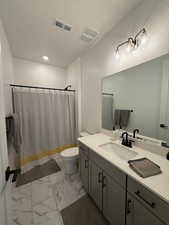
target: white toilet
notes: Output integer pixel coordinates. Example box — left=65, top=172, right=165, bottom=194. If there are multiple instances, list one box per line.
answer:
left=60, top=132, right=90, bottom=174
left=61, top=147, right=79, bottom=174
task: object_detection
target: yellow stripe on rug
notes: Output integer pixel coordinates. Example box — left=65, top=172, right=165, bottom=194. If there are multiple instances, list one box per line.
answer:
left=21, top=144, right=77, bottom=166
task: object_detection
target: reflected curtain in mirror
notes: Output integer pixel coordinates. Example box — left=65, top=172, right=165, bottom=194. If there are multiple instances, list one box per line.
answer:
left=102, top=93, right=114, bottom=130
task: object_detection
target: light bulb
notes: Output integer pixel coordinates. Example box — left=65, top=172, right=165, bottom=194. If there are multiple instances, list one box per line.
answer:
left=126, top=43, right=132, bottom=53
left=140, top=35, right=147, bottom=45
left=134, top=40, right=139, bottom=50
left=126, top=38, right=134, bottom=53
left=43, top=56, right=49, bottom=61
left=139, top=28, right=147, bottom=46
left=115, top=49, right=120, bottom=59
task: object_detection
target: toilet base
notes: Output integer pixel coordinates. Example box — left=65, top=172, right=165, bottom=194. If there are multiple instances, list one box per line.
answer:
left=63, top=157, right=78, bottom=174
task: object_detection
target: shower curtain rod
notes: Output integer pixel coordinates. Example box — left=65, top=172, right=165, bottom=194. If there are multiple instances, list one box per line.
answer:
left=10, top=84, right=75, bottom=92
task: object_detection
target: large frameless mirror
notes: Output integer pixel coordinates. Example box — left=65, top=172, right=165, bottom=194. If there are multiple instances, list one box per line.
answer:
left=102, top=54, right=169, bottom=145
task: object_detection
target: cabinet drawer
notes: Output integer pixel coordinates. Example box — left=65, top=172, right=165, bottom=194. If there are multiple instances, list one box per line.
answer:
left=128, top=176, right=169, bottom=225
left=89, top=149, right=126, bottom=188
left=78, top=141, right=89, bottom=156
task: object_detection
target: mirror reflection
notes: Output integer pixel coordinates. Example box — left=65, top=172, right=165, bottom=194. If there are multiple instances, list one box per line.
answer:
left=102, top=54, right=169, bottom=144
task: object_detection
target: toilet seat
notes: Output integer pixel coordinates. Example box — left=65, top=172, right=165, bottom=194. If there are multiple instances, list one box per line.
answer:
left=61, top=147, right=79, bottom=160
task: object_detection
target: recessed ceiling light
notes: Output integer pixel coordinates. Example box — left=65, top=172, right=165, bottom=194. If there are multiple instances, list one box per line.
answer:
left=43, top=56, right=49, bottom=61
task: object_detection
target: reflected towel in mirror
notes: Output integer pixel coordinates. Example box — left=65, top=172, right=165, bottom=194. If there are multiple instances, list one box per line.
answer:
left=114, top=109, right=130, bottom=129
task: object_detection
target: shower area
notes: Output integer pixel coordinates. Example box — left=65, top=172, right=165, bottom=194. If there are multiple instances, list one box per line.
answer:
left=7, top=84, right=77, bottom=182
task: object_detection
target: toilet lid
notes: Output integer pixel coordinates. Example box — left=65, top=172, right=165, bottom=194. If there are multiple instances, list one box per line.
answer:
left=61, top=147, right=79, bottom=158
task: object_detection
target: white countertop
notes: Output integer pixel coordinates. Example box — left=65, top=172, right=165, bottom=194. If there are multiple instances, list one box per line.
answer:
left=78, top=133, right=169, bottom=204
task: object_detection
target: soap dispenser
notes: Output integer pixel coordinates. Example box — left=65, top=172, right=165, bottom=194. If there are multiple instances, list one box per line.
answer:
left=112, top=129, right=120, bottom=141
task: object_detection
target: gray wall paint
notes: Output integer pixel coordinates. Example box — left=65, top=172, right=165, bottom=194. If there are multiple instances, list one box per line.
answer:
left=102, top=55, right=169, bottom=139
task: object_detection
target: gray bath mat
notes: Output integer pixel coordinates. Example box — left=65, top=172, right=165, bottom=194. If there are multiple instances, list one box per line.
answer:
left=16, top=159, right=60, bottom=187
left=61, top=195, right=109, bottom=225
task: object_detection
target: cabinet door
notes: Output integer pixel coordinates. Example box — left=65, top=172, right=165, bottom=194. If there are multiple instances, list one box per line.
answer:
left=89, top=161, right=103, bottom=210
left=126, top=193, right=165, bottom=225
left=79, top=149, right=89, bottom=191
left=102, top=173, right=125, bottom=225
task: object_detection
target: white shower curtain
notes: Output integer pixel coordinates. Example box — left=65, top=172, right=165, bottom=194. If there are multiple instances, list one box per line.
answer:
left=13, top=87, right=76, bottom=168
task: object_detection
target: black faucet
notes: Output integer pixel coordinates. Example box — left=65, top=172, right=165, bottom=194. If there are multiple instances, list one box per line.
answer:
left=133, top=129, right=139, bottom=138
left=121, top=132, right=132, bottom=148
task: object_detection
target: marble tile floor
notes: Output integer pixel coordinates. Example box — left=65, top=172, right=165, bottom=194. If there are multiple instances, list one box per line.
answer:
left=11, top=153, right=86, bottom=225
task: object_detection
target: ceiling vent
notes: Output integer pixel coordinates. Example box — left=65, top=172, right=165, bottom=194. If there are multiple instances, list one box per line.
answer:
left=64, top=24, right=72, bottom=31
left=80, top=28, right=99, bottom=43
left=55, top=19, right=72, bottom=32
left=80, top=33, right=93, bottom=43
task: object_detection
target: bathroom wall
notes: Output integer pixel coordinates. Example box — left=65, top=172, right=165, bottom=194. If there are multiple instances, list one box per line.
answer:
left=66, top=58, right=82, bottom=134
left=78, top=0, right=169, bottom=133
left=0, top=18, right=13, bottom=224
left=0, top=20, right=14, bottom=115
left=13, top=57, right=67, bottom=89
left=66, top=58, right=81, bottom=90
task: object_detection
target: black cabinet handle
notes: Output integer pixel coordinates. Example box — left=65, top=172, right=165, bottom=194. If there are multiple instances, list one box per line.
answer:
left=102, top=176, right=106, bottom=188
left=84, top=160, right=88, bottom=168
left=127, top=199, right=132, bottom=214
left=160, top=124, right=168, bottom=128
left=135, top=191, right=155, bottom=208
left=98, top=172, right=102, bottom=183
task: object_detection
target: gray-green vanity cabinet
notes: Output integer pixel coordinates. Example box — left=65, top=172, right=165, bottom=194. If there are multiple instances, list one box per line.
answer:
left=88, top=160, right=126, bottom=225
left=127, top=177, right=169, bottom=225
left=79, top=142, right=126, bottom=225
left=88, top=149, right=126, bottom=225
left=78, top=142, right=169, bottom=225
left=102, top=172, right=126, bottom=225
left=79, top=147, right=89, bottom=192
left=89, top=161, right=102, bottom=210
left=126, top=193, right=165, bottom=225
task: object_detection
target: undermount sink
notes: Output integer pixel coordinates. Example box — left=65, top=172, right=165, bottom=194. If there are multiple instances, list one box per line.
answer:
left=99, top=142, right=138, bottom=161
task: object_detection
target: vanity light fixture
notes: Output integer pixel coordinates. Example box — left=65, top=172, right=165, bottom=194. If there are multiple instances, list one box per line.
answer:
left=115, top=28, right=147, bottom=59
